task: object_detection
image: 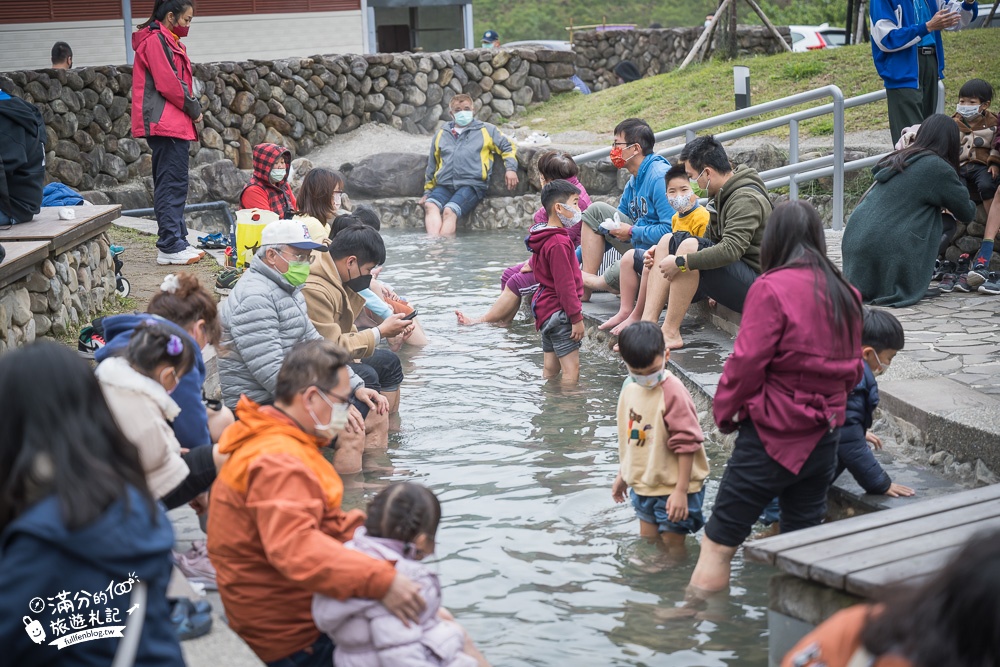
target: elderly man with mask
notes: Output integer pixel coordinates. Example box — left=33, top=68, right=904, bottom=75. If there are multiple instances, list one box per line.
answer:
left=218, top=219, right=389, bottom=474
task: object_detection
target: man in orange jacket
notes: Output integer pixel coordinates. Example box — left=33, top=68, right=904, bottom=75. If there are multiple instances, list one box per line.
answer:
left=207, top=340, right=425, bottom=666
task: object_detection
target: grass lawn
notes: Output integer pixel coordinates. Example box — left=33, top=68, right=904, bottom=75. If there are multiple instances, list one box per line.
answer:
left=522, top=30, right=999, bottom=138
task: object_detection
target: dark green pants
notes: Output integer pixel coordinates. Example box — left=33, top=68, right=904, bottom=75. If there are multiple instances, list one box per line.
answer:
left=886, top=51, right=939, bottom=146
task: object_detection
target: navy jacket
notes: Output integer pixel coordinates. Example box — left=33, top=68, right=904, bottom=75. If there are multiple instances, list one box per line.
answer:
left=0, top=487, right=184, bottom=666
left=96, top=313, right=212, bottom=450
left=837, top=361, right=892, bottom=494
left=0, top=90, right=46, bottom=223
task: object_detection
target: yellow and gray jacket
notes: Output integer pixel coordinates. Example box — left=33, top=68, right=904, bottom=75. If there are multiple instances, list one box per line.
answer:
left=424, top=120, right=517, bottom=195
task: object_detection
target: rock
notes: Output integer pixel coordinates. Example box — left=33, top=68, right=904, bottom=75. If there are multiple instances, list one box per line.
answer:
left=201, top=127, right=224, bottom=151
left=104, top=182, right=152, bottom=210
left=42, top=260, right=56, bottom=279
left=48, top=157, right=84, bottom=187
left=73, top=129, right=95, bottom=152
left=404, top=87, right=426, bottom=106
left=492, top=84, right=511, bottom=100
left=346, top=153, right=426, bottom=198
left=200, top=159, right=249, bottom=202
left=26, top=272, right=50, bottom=293
left=101, top=153, right=128, bottom=181
left=34, top=314, right=52, bottom=337
left=117, top=137, right=142, bottom=163
left=12, top=289, right=31, bottom=327
left=975, top=459, right=999, bottom=486
left=492, top=98, right=515, bottom=118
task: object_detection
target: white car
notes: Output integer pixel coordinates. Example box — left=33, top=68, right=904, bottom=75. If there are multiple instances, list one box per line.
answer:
left=970, top=3, right=998, bottom=27
left=789, top=24, right=848, bottom=52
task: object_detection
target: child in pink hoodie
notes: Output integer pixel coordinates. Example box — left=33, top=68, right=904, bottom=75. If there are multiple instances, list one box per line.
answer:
left=312, top=483, right=486, bottom=667
left=526, top=180, right=586, bottom=384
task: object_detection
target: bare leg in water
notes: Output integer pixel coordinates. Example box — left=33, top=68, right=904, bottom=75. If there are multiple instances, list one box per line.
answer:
left=456, top=286, right=522, bottom=326
left=600, top=249, right=639, bottom=331
left=641, top=235, right=700, bottom=350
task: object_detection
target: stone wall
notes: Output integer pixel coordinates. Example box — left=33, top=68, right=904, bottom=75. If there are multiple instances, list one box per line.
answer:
left=0, top=232, right=116, bottom=353
left=0, top=47, right=578, bottom=212
left=573, top=25, right=792, bottom=91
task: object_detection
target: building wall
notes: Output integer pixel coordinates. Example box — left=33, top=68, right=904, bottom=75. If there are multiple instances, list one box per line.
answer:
left=0, top=11, right=364, bottom=70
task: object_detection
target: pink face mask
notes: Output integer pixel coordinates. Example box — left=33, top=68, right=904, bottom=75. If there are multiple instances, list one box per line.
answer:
left=172, top=24, right=190, bottom=38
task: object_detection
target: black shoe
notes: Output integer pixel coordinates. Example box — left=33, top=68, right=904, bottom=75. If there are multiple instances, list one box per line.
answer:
left=954, top=254, right=973, bottom=293
left=215, top=267, right=241, bottom=295
left=932, top=258, right=945, bottom=281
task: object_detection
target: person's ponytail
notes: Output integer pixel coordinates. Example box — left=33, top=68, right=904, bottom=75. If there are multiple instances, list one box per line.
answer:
left=137, top=0, right=194, bottom=30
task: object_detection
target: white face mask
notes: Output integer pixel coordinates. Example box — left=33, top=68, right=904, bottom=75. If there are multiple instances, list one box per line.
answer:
left=557, top=204, right=582, bottom=225
left=629, top=367, right=667, bottom=389
left=668, top=194, right=693, bottom=213
left=270, top=167, right=287, bottom=183
left=334, top=193, right=343, bottom=210
left=956, top=104, right=981, bottom=119
left=307, top=388, right=350, bottom=438
left=871, top=353, right=891, bottom=378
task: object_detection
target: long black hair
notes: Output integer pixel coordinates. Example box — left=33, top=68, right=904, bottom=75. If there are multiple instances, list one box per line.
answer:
left=0, top=342, right=156, bottom=532
left=137, top=0, right=194, bottom=30
left=127, top=320, right=196, bottom=379
left=365, top=482, right=441, bottom=544
left=761, top=200, right=861, bottom=353
left=861, top=529, right=1000, bottom=666
left=878, top=113, right=961, bottom=176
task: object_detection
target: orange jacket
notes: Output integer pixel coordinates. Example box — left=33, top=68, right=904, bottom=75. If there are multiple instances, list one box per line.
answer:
left=782, top=605, right=912, bottom=667
left=206, top=397, right=397, bottom=663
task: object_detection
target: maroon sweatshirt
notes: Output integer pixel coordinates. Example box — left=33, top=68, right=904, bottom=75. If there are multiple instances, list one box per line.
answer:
left=526, top=224, right=584, bottom=330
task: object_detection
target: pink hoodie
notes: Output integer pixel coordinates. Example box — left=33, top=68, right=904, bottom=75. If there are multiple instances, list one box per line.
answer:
left=312, top=529, right=477, bottom=667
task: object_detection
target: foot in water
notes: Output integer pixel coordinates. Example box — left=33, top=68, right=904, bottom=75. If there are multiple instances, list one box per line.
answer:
left=663, top=333, right=684, bottom=350
left=598, top=311, right=631, bottom=331
left=455, top=310, right=483, bottom=326
left=610, top=315, right=640, bottom=336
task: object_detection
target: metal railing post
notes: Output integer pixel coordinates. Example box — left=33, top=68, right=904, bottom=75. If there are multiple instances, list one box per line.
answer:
left=788, top=118, right=799, bottom=200
left=936, top=80, right=946, bottom=115
left=686, top=129, right=696, bottom=143
left=832, top=88, right=845, bottom=230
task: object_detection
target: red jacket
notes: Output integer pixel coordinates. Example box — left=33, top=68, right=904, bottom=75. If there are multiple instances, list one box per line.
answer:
left=526, top=223, right=583, bottom=329
left=713, top=265, right=863, bottom=474
left=131, top=22, right=200, bottom=140
left=241, top=143, right=297, bottom=218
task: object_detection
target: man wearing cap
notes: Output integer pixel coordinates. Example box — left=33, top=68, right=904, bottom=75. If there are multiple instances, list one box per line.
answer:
left=218, top=219, right=390, bottom=473
left=482, top=30, right=500, bottom=48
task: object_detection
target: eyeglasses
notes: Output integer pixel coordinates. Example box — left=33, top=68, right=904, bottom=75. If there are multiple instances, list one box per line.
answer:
left=313, top=386, right=355, bottom=404
left=611, top=141, right=631, bottom=148
left=279, top=250, right=314, bottom=264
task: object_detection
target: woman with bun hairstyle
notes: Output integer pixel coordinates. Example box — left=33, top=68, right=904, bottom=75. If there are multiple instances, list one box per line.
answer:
left=131, top=0, right=204, bottom=266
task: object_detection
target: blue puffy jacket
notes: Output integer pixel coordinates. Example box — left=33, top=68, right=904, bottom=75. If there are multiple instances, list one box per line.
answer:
left=96, top=313, right=212, bottom=450
left=0, top=487, right=184, bottom=666
left=618, top=154, right=675, bottom=252
left=837, top=361, right=892, bottom=494
left=869, top=0, right=977, bottom=89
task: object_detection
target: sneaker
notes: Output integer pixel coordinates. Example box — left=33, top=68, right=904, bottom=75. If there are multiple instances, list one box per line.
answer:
left=215, top=267, right=241, bottom=294
left=169, top=597, right=213, bottom=641
left=173, top=541, right=217, bottom=590
left=954, top=254, right=973, bottom=293
left=931, top=258, right=946, bottom=281
left=979, top=272, right=1000, bottom=295
left=77, top=325, right=106, bottom=359
left=939, top=271, right=959, bottom=292
left=967, top=261, right=990, bottom=288
left=157, top=248, right=202, bottom=266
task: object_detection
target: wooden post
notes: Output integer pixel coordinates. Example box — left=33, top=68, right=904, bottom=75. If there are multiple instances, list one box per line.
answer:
left=846, top=0, right=856, bottom=44
left=743, top=0, right=793, bottom=52
left=855, top=0, right=868, bottom=44
left=984, top=1, right=999, bottom=27
left=678, top=0, right=732, bottom=70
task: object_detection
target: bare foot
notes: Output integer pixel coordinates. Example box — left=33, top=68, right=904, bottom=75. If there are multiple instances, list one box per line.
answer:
left=610, top=315, right=639, bottom=336
left=455, top=310, right=482, bottom=326
left=611, top=342, right=620, bottom=353
left=582, top=286, right=593, bottom=302
left=599, top=311, right=631, bottom=331
left=663, top=332, right=684, bottom=350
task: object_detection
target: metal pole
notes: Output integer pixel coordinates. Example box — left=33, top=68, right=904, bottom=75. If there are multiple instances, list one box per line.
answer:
left=122, top=0, right=134, bottom=65
left=936, top=79, right=945, bottom=115
left=788, top=118, right=799, bottom=200
left=734, top=66, right=751, bottom=109
left=832, top=87, right=845, bottom=230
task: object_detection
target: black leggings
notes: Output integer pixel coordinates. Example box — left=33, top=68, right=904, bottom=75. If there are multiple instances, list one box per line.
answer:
left=161, top=446, right=217, bottom=510
left=939, top=212, right=957, bottom=258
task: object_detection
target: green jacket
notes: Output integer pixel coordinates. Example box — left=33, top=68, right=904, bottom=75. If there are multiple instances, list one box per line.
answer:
left=687, top=164, right=771, bottom=273
left=843, top=151, right=976, bottom=307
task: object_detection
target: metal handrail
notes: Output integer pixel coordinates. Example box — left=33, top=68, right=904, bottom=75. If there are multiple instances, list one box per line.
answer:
left=575, top=80, right=946, bottom=230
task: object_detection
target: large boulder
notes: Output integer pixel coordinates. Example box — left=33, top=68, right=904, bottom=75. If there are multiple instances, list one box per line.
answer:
left=344, top=153, right=427, bottom=198
left=200, top=159, right=249, bottom=203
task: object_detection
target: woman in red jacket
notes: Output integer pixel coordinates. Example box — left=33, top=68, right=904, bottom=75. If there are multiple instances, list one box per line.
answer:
left=240, top=143, right=297, bottom=218
left=689, top=201, right=863, bottom=593
left=131, top=0, right=204, bottom=266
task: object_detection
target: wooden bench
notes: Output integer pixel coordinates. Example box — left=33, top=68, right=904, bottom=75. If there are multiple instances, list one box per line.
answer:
left=0, top=205, right=122, bottom=255
left=0, top=241, right=50, bottom=290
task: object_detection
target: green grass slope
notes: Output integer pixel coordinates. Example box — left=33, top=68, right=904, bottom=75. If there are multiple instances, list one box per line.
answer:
left=522, top=31, right=998, bottom=138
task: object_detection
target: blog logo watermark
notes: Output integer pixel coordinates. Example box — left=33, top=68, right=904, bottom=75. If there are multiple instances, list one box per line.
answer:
left=22, top=573, right=141, bottom=650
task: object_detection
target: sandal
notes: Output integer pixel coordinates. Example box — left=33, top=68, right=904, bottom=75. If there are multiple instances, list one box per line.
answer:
left=197, top=233, right=229, bottom=250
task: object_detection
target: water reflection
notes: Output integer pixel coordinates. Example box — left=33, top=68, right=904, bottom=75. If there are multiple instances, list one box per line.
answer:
left=344, top=229, right=770, bottom=666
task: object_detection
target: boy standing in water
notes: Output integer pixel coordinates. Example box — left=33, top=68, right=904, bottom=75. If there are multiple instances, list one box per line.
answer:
left=612, top=321, right=710, bottom=558
left=526, top=180, right=585, bottom=384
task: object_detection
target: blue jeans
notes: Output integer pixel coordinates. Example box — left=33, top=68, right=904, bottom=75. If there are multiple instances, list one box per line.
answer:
left=629, top=488, right=707, bottom=535
left=266, top=634, right=334, bottom=667
left=425, top=184, right=483, bottom=218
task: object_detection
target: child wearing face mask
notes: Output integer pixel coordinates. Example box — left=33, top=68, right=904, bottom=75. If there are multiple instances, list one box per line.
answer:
left=96, top=320, right=226, bottom=509
left=313, top=482, right=487, bottom=667
left=526, top=180, right=587, bottom=384
left=611, top=321, right=710, bottom=559
left=241, top=142, right=298, bottom=218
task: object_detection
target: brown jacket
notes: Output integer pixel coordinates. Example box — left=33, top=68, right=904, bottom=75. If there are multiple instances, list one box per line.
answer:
left=953, top=111, right=1000, bottom=168
left=302, top=252, right=378, bottom=358
left=206, top=398, right=396, bottom=663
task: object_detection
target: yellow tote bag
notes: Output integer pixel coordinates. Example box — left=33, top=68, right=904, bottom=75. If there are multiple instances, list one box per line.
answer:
left=234, top=208, right=279, bottom=268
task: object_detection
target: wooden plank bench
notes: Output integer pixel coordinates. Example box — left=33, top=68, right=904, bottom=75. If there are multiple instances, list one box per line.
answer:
left=0, top=205, right=122, bottom=255
left=746, top=483, right=1000, bottom=597
left=0, top=241, right=51, bottom=290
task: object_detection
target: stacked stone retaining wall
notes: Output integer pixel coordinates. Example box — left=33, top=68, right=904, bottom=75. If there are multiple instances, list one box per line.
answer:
left=573, top=25, right=791, bottom=91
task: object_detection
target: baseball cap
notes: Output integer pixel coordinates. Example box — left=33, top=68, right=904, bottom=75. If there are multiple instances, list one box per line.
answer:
left=482, top=30, right=499, bottom=43
left=260, top=219, right=328, bottom=251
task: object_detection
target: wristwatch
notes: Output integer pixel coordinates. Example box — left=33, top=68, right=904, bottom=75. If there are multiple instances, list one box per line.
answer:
left=676, top=255, right=687, bottom=272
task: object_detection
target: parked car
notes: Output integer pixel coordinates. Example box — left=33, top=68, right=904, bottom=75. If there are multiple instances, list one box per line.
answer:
left=789, top=24, right=848, bottom=51
left=970, top=3, right=998, bottom=27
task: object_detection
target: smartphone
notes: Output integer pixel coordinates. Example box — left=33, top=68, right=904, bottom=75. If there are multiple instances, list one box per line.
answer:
left=402, top=310, right=418, bottom=321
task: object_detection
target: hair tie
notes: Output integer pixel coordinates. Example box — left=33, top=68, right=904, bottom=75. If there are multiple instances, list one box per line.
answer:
left=166, top=334, right=183, bottom=356
left=160, top=274, right=181, bottom=293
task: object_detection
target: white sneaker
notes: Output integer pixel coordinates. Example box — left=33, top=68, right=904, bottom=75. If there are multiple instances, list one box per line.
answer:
left=157, top=248, right=202, bottom=265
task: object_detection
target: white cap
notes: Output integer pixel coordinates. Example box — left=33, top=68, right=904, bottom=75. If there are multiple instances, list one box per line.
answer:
left=260, top=219, right=328, bottom=251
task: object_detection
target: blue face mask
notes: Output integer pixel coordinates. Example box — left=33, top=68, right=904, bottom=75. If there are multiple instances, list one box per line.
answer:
left=454, top=110, right=474, bottom=127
